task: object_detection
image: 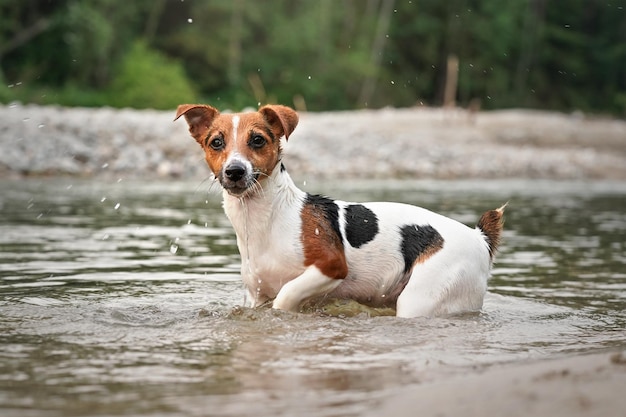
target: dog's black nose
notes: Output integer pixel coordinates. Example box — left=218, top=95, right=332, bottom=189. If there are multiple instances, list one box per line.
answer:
left=224, top=164, right=246, bottom=182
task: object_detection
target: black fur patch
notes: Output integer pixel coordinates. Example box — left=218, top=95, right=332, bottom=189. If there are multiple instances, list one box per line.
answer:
left=399, top=224, right=445, bottom=273
left=304, top=194, right=343, bottom=242
left=344, top=204, right=379, bottom=248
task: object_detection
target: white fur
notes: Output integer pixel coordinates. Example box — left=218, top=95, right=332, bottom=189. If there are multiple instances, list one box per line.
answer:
left=273, top=266, right=342, bottom=311
left=231, top=115, right=240, bottom=145
left=223, top=168, right=307, bottom=307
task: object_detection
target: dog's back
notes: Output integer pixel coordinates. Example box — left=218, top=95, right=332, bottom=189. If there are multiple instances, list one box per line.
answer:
left=323, top=201, right=506, bottom=317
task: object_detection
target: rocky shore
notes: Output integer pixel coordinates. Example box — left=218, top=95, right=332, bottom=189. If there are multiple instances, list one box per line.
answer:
left=1, top=103, right=625, bottom=180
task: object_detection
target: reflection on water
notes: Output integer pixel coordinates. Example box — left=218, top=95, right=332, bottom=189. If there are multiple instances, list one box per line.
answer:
left=0, top=178, right=625, bottom=416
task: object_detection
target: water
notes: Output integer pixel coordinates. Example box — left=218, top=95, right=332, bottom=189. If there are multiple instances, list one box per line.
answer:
left=1, top=178, right=625, bottom=417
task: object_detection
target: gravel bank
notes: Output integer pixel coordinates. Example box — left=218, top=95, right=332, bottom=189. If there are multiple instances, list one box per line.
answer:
left=1, top=103, right=624, bottom=180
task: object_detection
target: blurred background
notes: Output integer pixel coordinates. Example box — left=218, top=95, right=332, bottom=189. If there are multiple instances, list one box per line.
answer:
left=1, top=0, right=625, bottom=115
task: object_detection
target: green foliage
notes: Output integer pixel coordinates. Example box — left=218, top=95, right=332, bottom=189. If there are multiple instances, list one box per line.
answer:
left=108, top=40, right=197, bottom=110
left=0, top=73, right=11, bottom=104
left=0, top=0, right=624, bottom=115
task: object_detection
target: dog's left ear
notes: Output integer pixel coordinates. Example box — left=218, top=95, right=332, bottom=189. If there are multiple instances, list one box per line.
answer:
left=259, top=105, right=299, bottom=141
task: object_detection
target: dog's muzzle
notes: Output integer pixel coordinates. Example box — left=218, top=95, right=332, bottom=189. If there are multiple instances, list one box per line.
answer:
left=225, top=163, right=246, bottom=182
left=220, top=161, right=258, bottom=196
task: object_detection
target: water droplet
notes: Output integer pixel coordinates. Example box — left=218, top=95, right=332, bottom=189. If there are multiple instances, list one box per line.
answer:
left=257, top=279, right=262, bottom=284
left=102, top=234, right=110, bottom=240
left=22, top=118, right=30, bottom=122
left=100, top=197, right=107, bottom=203
left=102, top=163, right=109, bottom=169
left=38, top=124, right=45, bottom=129
left=315, top=228, right=320, bottom=235
left=303, top=180, right=307, bottom=186
left=308, top=75, right=311, bottom=80
left=114, top=203, right=121, bottom=210
left=170, top=244, right=179, bottom=254
left=66, top=184, right=73, bottom=190
left=187, top=18, right=193, bottom=23
left=187, top=219, right=191, bottom=225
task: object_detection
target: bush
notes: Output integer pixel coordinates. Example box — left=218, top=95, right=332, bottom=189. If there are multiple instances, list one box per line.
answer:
left=108, top=40, right=197, bottom=110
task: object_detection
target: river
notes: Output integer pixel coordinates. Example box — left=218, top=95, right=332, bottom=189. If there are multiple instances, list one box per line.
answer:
left=1, top=178, right=624, bottom=416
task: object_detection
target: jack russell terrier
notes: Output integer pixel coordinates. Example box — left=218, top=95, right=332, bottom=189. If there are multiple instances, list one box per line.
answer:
left=175, top=104, right=505, bottom=318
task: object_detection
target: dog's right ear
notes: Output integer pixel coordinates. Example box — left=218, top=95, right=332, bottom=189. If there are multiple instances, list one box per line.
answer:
left=174, top=104, right=219, bottom=143
left=259, top=105, right=299, bottom=141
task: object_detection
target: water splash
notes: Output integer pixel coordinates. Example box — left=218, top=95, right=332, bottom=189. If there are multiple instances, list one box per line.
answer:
left=170, top=237, right=180, bottom=254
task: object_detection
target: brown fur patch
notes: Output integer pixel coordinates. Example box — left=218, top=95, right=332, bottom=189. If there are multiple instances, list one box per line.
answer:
left=234, top=114, right=282, bottom=179
left=477, top=203, right=507, bottom=260
left=201, top=116, right=231, bottom=177
left=300, top=197, right=348, bottom=280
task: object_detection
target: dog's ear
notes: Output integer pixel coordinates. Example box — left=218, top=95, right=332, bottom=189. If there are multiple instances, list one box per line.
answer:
left=174, top=104, right=219, bottom=143
left=259, top=105, right=299, bottom=141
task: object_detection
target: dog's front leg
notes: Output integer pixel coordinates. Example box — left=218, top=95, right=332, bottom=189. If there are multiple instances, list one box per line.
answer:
left=272, top=266, right=342, bottom=312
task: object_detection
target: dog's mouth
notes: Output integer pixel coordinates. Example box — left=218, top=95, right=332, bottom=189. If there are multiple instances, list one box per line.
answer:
left=220, top=172, right=261, bottom=197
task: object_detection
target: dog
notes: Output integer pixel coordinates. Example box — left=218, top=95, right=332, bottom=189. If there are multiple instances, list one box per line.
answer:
left=175, top=104, right=505, bottom=318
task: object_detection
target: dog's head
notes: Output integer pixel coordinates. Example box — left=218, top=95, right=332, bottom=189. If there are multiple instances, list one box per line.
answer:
left=175, top=104, right=298, bottom=196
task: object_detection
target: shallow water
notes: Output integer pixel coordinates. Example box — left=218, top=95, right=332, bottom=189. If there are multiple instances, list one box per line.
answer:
left=1, top=178, right=625, bottom=417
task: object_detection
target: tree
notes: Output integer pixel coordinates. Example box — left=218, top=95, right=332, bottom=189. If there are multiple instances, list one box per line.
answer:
left=0, top=0, right=624, bottom=114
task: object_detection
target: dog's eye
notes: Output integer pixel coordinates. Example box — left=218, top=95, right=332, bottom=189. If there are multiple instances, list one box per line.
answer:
left=249, top=135, right=266, bottom=149
left=208, top=137, right=225, bottom=150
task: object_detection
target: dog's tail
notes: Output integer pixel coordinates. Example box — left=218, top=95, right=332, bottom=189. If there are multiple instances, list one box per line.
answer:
left=476, top=203, right=507, bottom=260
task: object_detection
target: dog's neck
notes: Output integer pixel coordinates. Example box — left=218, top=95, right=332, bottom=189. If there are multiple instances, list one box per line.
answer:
left=222, top=164, right=305, bottom=240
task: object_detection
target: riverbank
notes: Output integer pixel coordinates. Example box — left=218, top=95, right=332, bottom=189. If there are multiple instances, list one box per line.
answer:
left=1, top=103, right=625, bottom=180
left=370, top=350, right=626, bottom=417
